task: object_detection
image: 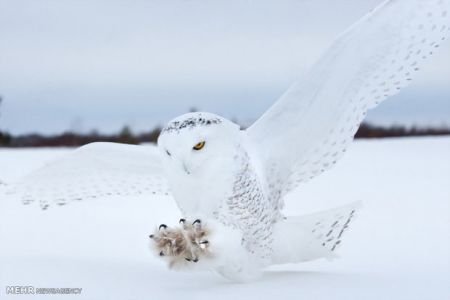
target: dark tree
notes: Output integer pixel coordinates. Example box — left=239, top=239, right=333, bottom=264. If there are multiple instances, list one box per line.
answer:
left=0, top=96, right=12, bottom=146
left=118, top=125, right=139, bottom=145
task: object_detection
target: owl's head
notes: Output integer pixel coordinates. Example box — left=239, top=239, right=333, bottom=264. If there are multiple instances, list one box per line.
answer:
left=157, top=112, right=241, bottom=177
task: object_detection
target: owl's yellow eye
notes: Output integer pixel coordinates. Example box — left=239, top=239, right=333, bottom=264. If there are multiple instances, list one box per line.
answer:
left=193, top=141, right=206, bottom=151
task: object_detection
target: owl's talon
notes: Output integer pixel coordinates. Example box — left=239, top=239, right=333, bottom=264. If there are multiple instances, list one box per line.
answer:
left=193, top=219, right=202, bottom=231
left=150, top=218, right=210, bottom=267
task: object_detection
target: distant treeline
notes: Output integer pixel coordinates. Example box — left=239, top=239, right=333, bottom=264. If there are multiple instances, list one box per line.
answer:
left=355, top=123, right=450, bottom=138
left=0, top=123, right=449, bottom=148
left=0, top=126, right=160, bottom=147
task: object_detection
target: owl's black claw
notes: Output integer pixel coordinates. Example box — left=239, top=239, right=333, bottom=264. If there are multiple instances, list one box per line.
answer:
left=159, top=251, right=165, bottom=257
left=193, top=258, right=199, bottom=263
left=149, top=234, right=154, bottom=239
left=185, top=258, right=191, bottom=262
left=179, top=218, right=186, bottom=224
left=159, top=224, right=167, bottom=230
left=199, top=240, right=209, bottom=245
left=193, top=219, right=201, bottom=225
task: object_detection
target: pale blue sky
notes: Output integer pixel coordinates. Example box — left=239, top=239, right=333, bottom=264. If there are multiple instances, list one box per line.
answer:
left=0, top=0, right=449, bottom=134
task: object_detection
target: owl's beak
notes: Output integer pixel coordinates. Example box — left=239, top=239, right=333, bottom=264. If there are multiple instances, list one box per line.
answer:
left=183, top=162, right=191, bottom=175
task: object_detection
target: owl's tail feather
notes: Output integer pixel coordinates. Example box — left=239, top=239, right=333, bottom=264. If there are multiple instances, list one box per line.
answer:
left=271, top=201, right=361, bottom=265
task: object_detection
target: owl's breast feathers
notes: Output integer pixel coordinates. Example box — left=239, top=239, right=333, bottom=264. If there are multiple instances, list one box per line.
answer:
left=170, top=140, right=281, bottom=264
left=212, top=145, right=280, bottom=264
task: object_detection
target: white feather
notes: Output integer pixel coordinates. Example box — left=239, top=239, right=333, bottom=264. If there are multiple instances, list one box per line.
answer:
left=5, top=142, right=171, bottom=209
left=248, top=0, right=450, bottom=209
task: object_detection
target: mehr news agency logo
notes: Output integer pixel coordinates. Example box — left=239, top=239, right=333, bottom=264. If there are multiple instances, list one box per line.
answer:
left=6, top=286, right=82, bottom=295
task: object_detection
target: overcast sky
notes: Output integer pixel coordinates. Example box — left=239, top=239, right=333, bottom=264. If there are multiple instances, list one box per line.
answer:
left=0, top=0, right=449, bottom=135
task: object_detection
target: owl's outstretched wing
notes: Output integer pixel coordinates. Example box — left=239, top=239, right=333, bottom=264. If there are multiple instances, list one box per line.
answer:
left=247, top=0, right=449, bottom=207
left=4, top=142, right=171, bottom=209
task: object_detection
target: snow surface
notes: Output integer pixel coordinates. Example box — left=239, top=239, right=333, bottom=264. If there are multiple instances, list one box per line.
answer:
left=0, top=137, right=449, bottom=300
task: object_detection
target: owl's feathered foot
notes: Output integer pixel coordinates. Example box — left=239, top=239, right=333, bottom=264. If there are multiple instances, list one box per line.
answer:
left=149, top=219, right=211, bottom=267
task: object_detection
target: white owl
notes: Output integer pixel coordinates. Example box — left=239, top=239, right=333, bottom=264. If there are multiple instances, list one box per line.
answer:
left=3, top=0, right=449, bottom=281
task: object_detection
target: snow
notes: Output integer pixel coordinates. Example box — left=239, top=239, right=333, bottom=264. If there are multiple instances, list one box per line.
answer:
left=0, top=137, right=449, bottom=300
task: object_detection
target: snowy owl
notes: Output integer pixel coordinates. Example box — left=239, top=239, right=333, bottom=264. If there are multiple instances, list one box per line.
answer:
left=3, top=0, right=449, bottom=281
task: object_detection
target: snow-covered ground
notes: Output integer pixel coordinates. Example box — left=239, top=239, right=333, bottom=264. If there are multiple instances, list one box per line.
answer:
left=0, top=137, right=449, bottom=300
